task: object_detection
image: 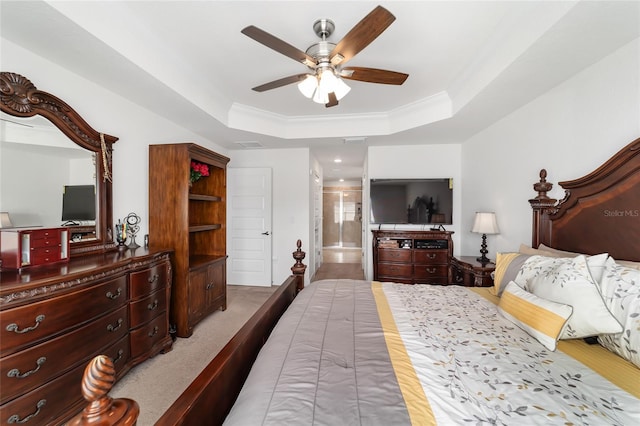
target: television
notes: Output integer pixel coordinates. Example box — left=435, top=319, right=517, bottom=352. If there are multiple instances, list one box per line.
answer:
left=61, top=184, right=96, bottom=224
left=370, top=178, right=453, bottom=225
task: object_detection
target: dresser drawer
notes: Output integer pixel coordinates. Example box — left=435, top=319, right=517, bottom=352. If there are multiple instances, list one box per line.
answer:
left=0, top=361, right=85, bottom=426
left=378, top=249, right=412, bottom=263
left=377, top=263, right=413, bottom=278
left=413, top=264, right=449, bottom=279
left=0, top=305, right=128, bottom=405
left=130, top=263, right=168, bottom=299
left=130, top=313, right=168, bottom=359
left=0, top=275, right=128, bottom=357
left=413, top=250, right=448, bottom=264
left=129, top=288, right=166, bottom=328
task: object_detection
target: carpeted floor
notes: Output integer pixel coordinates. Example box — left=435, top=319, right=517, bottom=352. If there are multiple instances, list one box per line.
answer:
left=110, top=285, right=277, bottom=425
left=109, top=258, right=364, bottom=425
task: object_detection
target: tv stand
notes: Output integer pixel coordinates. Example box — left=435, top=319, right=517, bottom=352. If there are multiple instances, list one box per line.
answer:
left=62, top=220, right=80, bottom=226
left=372, top=230, right=454, bottom=284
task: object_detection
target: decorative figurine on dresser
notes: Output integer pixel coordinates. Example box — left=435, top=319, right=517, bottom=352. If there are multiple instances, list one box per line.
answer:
left=0, top=71, right=173, bottom=425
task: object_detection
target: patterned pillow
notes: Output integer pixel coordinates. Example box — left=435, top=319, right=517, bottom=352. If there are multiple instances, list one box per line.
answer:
left=493, top=252, right=531, bottom=296
left=524, top=254, right=621, bottom=339
left=498, top=281, right=573, bottom=351
left=597, top=257, right=640, bottom=368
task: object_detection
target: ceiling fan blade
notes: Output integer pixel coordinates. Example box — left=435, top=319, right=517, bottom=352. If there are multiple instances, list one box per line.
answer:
left=341, top=67, right=408, bottom=85
left=325, top=92, right=339, bottom=108
left=329, top=6, right=396, bottom=65
left=242, top=26, right=317, bottom=67
left=252, top=74, right=309, bottom=92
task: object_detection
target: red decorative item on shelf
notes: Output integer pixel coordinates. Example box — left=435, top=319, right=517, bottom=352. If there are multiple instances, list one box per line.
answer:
left=190, top=161, right=210, bottom=185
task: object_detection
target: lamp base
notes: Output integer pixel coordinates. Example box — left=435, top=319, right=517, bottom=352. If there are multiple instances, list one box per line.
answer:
left=477, top=233, right=489, bottom=264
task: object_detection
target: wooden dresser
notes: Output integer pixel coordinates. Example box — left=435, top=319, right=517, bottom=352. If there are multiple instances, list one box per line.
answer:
left=372, top=230, right=454, bottom=284
left=0, top=248, right=173, bottom=425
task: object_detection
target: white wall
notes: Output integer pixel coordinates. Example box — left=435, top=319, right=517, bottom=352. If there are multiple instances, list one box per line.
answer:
left=229, top=148, right=311, bottom=286
left=1, top=39, right=228, bottom=241
left=365, top=144, right=462, bottom=278
left=460, top=37, right=640, bottom=259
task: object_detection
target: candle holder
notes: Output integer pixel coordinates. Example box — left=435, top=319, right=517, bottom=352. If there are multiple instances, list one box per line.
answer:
left=125, top=212, right=141, bottom=249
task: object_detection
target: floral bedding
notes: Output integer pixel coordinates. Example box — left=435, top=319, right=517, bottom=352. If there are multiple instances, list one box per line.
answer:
left=224, top=279, right=640, bottom=425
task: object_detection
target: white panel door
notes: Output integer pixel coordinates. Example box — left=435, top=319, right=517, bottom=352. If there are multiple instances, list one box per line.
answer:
left=227, top=167, right=272, bottom=286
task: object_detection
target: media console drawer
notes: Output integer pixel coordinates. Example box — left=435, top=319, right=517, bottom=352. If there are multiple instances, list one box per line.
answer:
left=372, top=230, right=454, bottom=285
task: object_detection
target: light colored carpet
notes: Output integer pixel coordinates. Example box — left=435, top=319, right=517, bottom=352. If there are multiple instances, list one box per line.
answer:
left=110, top=285, right=277, bottom=425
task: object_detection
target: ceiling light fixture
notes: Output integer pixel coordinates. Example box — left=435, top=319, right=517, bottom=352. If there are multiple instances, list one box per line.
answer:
left=334, top=158, right=342, bottom=163
left=298, top=66, right=351, bottom=105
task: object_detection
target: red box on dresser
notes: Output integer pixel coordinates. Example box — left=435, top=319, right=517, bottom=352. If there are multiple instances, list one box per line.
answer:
left=1, top=227, right=70, bottom=270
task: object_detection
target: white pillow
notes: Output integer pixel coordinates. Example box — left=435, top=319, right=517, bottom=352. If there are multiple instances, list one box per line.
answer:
left=597, top=257, right=640, bottom=368
left=498, top=281, right=573, bottom=351
left=525, top=255, right=621, bottom=339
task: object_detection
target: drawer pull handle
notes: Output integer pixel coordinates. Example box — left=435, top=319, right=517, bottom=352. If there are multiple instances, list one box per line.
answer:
left=107, top=318, right=123, bottom=332
left=148, top=274, right=159, bottom=284
left=113, top=349, right=124, bottom=364
left=148, top=326, right=159, bottom=337
left=106, top=288, right=122, bottom=300
left=7, top=357, right=46, bottom=379
left=425, top=268, right=437, bottom=274
left=6, top=315, right=45, bottom=334
left=428, top=254, right=437, bottom=259
left=148, top=300, right=159, bottom=310
left=8, top=399, right=46, bottom=424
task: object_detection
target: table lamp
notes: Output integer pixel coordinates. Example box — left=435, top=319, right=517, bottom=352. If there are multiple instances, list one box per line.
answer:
left=471, top=212, right=499, bottom=263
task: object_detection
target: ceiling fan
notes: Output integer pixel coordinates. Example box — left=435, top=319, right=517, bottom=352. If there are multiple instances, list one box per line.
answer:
left=241, top=5, right=409, bottom=108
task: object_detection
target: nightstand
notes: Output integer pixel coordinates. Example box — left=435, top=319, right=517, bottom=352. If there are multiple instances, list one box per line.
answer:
left=452, top=256, right=495, bottom=287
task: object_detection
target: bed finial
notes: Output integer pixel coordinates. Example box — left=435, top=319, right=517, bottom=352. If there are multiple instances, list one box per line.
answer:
left=533, top=169, right=553, bottom=200
left=67, top=355, right=139, bottom=425
left=291, top=239, right=307, bottom=292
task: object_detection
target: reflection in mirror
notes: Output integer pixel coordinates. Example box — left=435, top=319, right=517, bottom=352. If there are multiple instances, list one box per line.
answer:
left=0, top=71, right=118, bottom=256
left=1, top=112, right=98, bottom=241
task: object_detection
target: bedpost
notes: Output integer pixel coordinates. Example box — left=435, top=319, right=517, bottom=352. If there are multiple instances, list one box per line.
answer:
left=291, top=239, right=307, bottom=292
left=67, top=355, right=139, bottom=425
left=529, top=169, right=557, bottom=248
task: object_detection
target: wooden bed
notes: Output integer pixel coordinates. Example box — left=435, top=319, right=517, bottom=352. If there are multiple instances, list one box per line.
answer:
left=73, top=137, right=639, bottom=425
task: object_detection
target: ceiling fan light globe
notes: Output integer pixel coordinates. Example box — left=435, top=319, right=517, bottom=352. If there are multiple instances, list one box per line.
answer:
left=312, top=87, right=329, bottom=104
left=334, top=78, right=351, bottom=100
left=297, top=75, right=317, bottom=99
left=319, top=68, right=339, bottom=93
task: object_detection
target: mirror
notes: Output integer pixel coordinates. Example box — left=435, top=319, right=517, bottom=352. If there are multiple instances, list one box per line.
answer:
left=0, top=71, right=118, bottom=256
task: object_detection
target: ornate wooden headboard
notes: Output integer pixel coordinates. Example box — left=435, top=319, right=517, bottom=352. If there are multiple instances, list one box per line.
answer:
left=530, top=137, right=640, bottom=262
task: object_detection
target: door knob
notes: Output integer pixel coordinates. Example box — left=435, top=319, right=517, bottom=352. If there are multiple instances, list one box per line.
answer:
left=262, top=231, right=270, bottom=235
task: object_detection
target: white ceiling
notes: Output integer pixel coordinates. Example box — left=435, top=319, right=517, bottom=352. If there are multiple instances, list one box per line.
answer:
left=2, top=1, right=638, bottom=181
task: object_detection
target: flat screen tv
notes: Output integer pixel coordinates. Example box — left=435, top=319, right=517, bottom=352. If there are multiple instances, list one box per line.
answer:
left=370, top=178, right=453, bottom=225
left=61, top=184, right=96, bottom=224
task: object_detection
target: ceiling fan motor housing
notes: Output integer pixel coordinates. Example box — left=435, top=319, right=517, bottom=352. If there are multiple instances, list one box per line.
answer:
left=313, top=19, right=334, bottom=39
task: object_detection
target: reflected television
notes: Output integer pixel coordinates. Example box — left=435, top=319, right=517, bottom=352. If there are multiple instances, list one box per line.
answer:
left=61, top=184, right=96, bottom=224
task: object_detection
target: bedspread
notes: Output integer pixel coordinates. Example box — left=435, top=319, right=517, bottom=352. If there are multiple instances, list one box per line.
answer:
left=223, top=279, right=640, bottom=425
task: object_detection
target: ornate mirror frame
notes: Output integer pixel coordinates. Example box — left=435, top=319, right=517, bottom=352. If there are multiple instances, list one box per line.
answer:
left=1, top=71, right=117, bottom=256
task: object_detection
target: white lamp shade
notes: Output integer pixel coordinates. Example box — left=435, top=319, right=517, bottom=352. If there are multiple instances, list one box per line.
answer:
left=297, top=75, right=317, bottom=99
left=333, top=77, right=351, bottom=100
left=471, top=212, right=499, bottom=234
left=0, top=212, right=13, bottom=228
